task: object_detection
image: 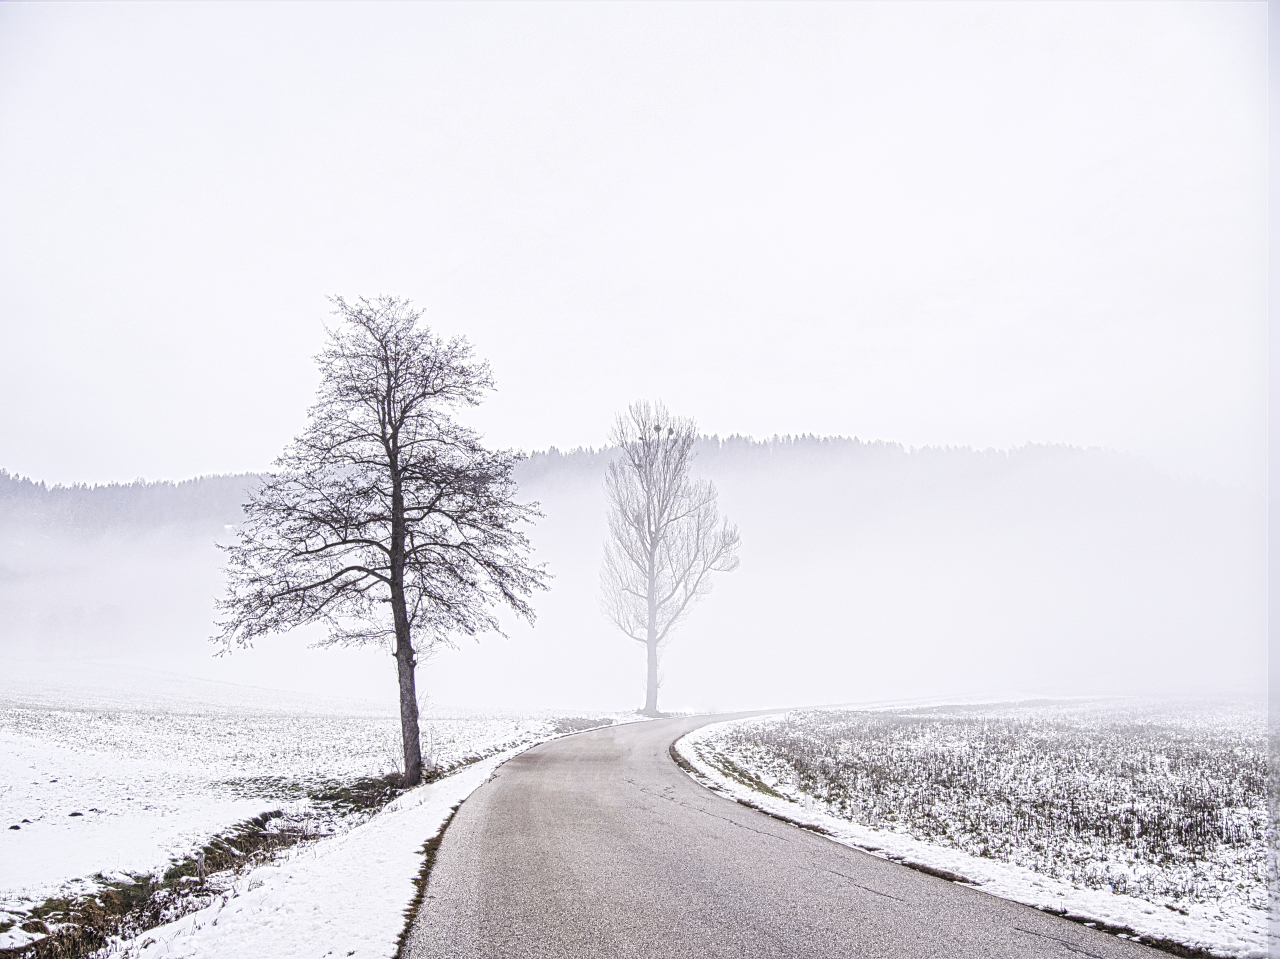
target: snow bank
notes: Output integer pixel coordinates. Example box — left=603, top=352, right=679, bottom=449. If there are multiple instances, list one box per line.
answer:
left=675, top=717, right=1269, bottom=959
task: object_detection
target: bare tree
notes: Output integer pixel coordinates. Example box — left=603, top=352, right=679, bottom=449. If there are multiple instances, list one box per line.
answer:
left=215, top=296, right=546, bottom=785
left=601, top=400, right=741, bottom=716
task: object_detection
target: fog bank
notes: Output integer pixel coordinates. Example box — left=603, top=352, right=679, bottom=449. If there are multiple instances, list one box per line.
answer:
left=0, top=437, right=1263, bottom=712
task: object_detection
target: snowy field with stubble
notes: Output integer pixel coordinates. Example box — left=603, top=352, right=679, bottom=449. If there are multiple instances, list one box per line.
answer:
left=0, top=663, right=617, bottom=954
left=676, top=700, right=1267, bottom=959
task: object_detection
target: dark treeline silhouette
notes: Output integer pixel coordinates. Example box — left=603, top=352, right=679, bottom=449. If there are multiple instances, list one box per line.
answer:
left=0, top=435, right=1183, bottom=535
left=522, top=433, right=1207, bottom=520
left=0, top=470, right=258, bottom=534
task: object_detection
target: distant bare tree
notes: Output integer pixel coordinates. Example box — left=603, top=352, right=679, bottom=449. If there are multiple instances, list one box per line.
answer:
left=215, top=296, right=546, bottom=786
left=601, top=400, right=740, bottom=716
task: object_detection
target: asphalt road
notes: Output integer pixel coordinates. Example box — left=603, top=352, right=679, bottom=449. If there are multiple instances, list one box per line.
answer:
left=404, top=714, right=1161, bottom=959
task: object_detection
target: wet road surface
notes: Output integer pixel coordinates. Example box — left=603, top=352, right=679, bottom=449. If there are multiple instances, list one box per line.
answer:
left=405, top=714, right=1159, bottom=959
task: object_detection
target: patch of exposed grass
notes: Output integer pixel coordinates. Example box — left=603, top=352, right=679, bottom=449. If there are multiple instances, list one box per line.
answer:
left=160, top=810, right=307, bottom=885
left=1044, top=908, right=1223, bottom=959
left=668, top=742, right=699, bottom=777
left=550, top=716, right=614, bottom=737
left=893, top=860, right=975, bottom=885
left=703, top=751, right=786, bottom=800
left=1, top=876, right=159, bottom=959
left=0, top=786, right=404, bottom=959
left=308, top=774, right=407, bottom=813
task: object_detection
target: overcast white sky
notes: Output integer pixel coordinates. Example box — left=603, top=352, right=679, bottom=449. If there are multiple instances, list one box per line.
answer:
left=0, top=3, right=1267, bottom=489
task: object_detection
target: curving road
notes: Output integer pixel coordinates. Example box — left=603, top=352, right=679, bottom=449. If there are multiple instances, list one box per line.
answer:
left=404, top=714, right=1160, bottom=959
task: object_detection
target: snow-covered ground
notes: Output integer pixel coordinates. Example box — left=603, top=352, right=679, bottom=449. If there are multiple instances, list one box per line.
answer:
left=0, top=664, right=621, bottom=953
left=675, top=702, right=1268, bottom=959
left=105, top=748, right=518, bottom=959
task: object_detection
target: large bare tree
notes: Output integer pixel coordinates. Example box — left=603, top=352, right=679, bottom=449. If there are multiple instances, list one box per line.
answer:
left=601, top=400, right=741, bottom=716
left=215, top=296, right=545, bottom=785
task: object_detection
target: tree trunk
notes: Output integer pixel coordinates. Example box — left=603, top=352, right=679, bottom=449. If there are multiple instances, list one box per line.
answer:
left=643, top=537, right=659, bottom=716
left=388, top=450, right=423, bottom=786
left=390, top=552, right=423, bottom=786
left=395, top=640, right=423, bottom=786
left=643, top=638, right=660, bottom=717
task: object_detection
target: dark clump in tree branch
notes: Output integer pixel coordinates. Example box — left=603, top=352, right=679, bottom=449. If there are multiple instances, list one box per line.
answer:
left=215, top=295, right=546, bottom=786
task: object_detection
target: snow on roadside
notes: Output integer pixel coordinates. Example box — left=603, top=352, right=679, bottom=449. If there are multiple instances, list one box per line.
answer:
left=106, top=746, right=520, bottom=959
left=674, top=717, right=1268, bottom=959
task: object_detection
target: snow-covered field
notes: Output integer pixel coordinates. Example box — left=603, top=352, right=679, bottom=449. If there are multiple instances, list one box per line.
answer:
left=675, top=700, right=1268, bottom=959
left=99, top=748, right=522, bottom=959
left=0, top=665, right=618, bottom=954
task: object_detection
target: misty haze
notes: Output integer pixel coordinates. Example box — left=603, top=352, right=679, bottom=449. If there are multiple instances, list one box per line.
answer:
left=1, top=435, right=1263, bottom=710
left=0, top=4, right=1266, bottom=959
